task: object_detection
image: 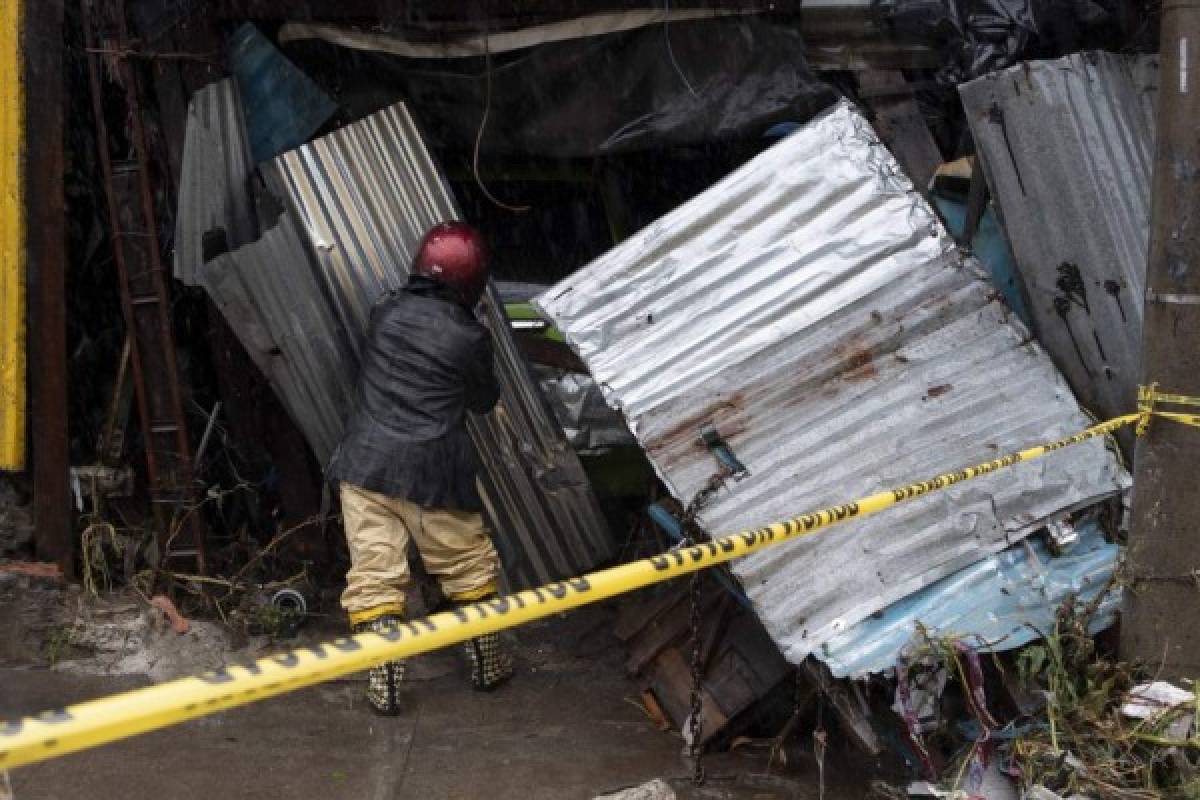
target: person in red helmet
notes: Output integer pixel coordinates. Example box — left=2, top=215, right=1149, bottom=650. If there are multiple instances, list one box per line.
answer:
left=328, top=221, right=513, bottom=715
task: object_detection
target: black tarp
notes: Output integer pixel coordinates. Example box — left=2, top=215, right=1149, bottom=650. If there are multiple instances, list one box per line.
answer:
left=872, top=0, right=1148, bottom=82
left=284, top=17, right=838, bottom=158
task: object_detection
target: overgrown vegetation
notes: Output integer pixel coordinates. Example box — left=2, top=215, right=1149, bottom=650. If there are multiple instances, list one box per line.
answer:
left=1011, top=607, right=1199, bottom=799
left=907, top=601, right=1200, bottom=799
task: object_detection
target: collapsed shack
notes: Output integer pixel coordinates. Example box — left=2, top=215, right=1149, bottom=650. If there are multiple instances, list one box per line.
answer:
left=535, top=97, right=1132, bottom=777
left=4, top=0, right=1193, bottom=795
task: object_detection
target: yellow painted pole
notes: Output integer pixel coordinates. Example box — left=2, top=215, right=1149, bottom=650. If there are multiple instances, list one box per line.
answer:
left=0, top=0, right=25, bottom=471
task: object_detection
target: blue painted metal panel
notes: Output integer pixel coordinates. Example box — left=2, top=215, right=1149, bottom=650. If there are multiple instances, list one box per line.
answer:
left=818, top=521, right=1121, bottom=678
left=227, top=23, right=337, bottom=164
left=934, top=196, right=1031, bottom=327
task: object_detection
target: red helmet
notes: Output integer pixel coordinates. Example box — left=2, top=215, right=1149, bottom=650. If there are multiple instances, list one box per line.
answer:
left=412, top=221, right=489, bottom=307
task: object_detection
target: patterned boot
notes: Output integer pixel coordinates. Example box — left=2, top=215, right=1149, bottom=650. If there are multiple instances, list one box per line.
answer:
left=463, top=630, right=514, bottom=691
left=353, top=615, right=406, bottom=715
left=460, top=595, right=514, bottom=691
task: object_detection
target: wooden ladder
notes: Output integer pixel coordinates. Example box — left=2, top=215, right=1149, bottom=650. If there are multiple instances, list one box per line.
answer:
left=80, top=0, right=206, bottom=574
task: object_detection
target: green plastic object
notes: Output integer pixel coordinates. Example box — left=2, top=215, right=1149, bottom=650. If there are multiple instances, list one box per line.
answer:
left=503, top=301, right=566, bottom=343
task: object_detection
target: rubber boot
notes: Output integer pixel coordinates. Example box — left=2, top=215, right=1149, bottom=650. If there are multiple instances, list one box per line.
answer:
left=353, top=615, right=406, bottom=715
left=460, top=597, right=514, bottom=691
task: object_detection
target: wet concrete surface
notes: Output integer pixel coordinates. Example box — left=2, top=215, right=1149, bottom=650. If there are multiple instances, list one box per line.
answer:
left=1, top=606, right=871, bottom=800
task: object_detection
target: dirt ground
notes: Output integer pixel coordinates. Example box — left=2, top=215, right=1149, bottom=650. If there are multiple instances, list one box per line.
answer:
left=0, top=573, right=876, bottom=800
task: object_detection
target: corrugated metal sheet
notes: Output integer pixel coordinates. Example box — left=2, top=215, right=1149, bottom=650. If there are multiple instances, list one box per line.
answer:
left=203, top=101, right=614, bottom=589
left=537, top=100, right=1128, bottom=665
left=819, top=520, right=1121, bottom=678
left=173, top=78, right=257, bottom=286
left=960, top=53, right=1158, bottom=448
left=201, top=212, right=355, bottom=462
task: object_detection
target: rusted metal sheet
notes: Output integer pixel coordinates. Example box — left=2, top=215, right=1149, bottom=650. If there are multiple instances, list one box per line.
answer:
left=537, top=100, right=1128, bottom=666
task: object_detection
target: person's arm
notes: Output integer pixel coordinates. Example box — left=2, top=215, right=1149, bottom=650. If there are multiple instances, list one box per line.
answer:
left=464, top=326, right=502, bottom=415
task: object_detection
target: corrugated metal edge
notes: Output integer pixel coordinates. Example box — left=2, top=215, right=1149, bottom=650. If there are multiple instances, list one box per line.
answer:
left=200, top=211, right=356, bottom=463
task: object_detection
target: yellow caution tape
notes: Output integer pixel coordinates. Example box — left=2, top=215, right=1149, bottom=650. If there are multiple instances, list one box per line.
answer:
left=1, top=397, right=1196, bottom=770
left=1137, top=384, right=1200, bottom=436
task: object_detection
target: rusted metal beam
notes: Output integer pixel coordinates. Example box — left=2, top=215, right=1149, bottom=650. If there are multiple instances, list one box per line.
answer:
left=26, top=0, right=72, bottom=575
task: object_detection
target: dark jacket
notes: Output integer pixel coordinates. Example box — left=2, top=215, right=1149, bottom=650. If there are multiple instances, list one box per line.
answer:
left=328, top=275, right=501, bottom=510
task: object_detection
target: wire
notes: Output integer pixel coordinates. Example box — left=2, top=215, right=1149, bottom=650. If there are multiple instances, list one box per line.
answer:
left=664, top=0, right=699, bottom=98
left=472, top=24, right=530, bottom=214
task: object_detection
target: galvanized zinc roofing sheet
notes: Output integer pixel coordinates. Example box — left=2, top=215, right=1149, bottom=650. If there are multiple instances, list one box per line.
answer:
left=173, top=78, right=258, bottom=286
left=536, top=100, right=1128, bottom=664
left=201, top=212, right=356, bottom=462
left=960, top=53, right=1158, bottom=448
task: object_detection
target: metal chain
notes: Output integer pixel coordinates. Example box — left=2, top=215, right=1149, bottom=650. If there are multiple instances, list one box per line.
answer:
left=686, top=570, right=706, bottom=785
left=679, top=466, right=732, bottom=786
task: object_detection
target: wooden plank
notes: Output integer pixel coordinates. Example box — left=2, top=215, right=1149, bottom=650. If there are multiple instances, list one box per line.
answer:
left=623, top=581, right=723, bottom=675
left=703, top=648, right=763, bottom=720
left=858, top=70, right=942, bottom=194
left=613, top=582, right=688, bottom=641
left=801, top=660, right=883, bottom=755
left=962, top=156, right=990, bottom=246
left=698, top=592, right=734, bottom=671
left=26, top=0, right=72, bottom=575
left=623, top=589, right=692, bottom=675
left=647, top=647, right=729, bottom=743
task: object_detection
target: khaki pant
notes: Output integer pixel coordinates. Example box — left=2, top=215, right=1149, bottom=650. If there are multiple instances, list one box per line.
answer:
left=339, top=483, right=499, bottom=626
